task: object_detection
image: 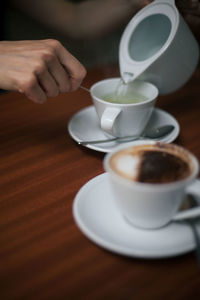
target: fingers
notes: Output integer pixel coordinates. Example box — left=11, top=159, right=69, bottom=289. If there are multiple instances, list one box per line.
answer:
left=32, top=39, right=86, bottom=100
left=17, top=74, right=47, bottom=104
left=16, top=60, right=60, bottom=104
left=17, top=57, right=67, bottom=103
left=49, top=39, right=87, bottom=91
left=47, top=55, right=72, bottom=93
left=1, top=39, right=87, bottom=104
left=25, top=84, right=47, bottom=104
left=37, top=67, right=59, bottom=98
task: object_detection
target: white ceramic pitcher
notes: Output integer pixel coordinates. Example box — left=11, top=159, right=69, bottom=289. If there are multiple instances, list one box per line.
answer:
left=119, top=0, right=199, bottom=94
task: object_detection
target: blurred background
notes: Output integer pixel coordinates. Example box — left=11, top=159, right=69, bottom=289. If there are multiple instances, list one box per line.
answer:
left=3, top=0, right=200, bottom=70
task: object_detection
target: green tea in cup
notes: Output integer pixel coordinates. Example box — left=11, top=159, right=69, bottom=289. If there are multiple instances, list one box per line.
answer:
left=102, top=92, right=148, bottom=104
left=102, top=79, right=148, bottom=104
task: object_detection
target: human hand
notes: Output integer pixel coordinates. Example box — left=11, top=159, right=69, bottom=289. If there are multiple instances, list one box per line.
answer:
left=0, top=39, right=86, bottom=103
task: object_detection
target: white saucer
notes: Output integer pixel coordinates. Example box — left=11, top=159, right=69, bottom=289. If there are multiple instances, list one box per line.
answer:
left=73, top=173, right=200, bottom=259
left=68, top=106, right=180, bottom=153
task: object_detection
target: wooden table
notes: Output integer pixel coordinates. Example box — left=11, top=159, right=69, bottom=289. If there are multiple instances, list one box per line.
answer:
left=0, top=65, right=200, bottom=300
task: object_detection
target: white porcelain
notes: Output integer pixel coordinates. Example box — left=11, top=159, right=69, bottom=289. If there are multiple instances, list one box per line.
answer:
left=68, top=106, right=179, bottom=152
left=104, top=142, right=200, bottom=229
left=90, top=78, right=158, bottom=137
left=73, top=173, right=200, bottom=258
left=119, top=0, right=199, bottom=94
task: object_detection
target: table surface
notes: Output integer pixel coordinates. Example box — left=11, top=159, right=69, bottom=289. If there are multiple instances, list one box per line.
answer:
left=1, top=65, right=200, bottom=300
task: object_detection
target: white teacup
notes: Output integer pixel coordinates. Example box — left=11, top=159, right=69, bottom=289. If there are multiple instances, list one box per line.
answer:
left=90, top=78, right=158, bottom=137
left=104, top=141, right=200, bottom=229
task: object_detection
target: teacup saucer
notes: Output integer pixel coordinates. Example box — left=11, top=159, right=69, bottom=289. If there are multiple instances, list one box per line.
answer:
left=73, top=173, right=200, bottom=259
left=68, top=106, right=179, bottom=153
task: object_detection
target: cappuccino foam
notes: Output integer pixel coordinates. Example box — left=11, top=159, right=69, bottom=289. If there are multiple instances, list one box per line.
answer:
left=110, top=143, right=193, bottom=184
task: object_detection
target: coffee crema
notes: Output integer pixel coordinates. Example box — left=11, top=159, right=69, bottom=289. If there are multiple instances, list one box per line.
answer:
left=109, top=143, right=193, bottom=184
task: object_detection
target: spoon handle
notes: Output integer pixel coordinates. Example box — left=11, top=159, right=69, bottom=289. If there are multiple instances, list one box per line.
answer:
left=78, top=125, right=174, bottom=145
left=80, top=85, right=90, bottom=93
left=78, top=135, right=145, bottom=145
left=78, top=137, right=118, bottom=145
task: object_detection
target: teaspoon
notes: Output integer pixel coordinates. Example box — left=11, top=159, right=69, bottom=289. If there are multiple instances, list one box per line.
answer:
left=80, top=85, right=90, bottom=93
left=78, top=124, right=175, bottom=145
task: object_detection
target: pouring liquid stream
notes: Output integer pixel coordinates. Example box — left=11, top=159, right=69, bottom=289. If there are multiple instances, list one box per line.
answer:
left=102, top=78, right=148, bottom=104
left=80, top=71, right=142, bottom=105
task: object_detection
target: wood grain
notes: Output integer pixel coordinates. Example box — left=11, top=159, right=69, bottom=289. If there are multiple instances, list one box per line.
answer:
left=0, top=66, right=200, bottom=300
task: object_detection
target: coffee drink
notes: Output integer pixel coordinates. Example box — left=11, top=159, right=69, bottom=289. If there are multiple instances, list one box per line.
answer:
left=109, top=143, right=194, bottom=184
left=105, top=142, right=199, bottom=229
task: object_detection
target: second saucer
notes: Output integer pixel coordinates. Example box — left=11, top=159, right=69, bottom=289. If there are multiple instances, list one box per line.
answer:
left=68, top=106, right=180, bottom=153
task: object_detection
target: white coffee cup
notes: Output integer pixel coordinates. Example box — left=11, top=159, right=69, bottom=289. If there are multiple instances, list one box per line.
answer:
left=90, top=78, right=158, bottom=137
left=104, top=141, right=200, bottom=229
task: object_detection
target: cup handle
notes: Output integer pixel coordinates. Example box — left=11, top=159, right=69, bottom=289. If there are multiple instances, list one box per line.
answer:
left=172, top=180, right=200, bottom=221
left=100, top=107, right=121, bottom=136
